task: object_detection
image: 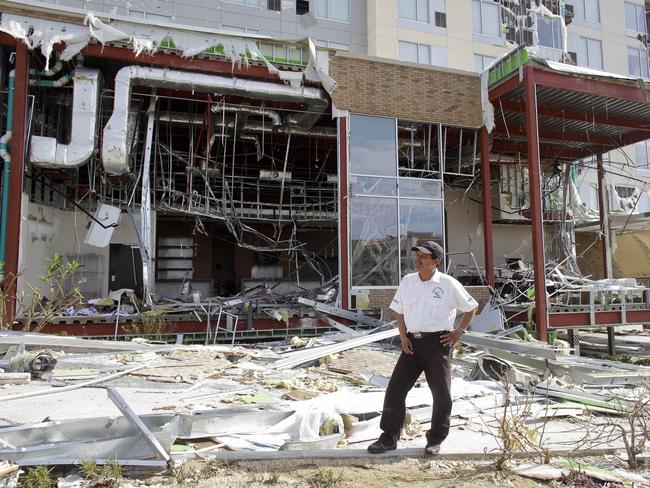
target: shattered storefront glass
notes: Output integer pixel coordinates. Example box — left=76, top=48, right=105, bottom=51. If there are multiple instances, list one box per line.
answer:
left=350, top=196, right=399, bottom=287
left=399, top=197, right=444, bottom=276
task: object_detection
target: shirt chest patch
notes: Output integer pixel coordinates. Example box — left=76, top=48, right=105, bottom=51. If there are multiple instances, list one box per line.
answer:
left=431, top=287, right=444, bottom=299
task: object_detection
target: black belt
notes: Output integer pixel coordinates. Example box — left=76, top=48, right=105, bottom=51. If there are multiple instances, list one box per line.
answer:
left=408, top=331, right=449, bottom=339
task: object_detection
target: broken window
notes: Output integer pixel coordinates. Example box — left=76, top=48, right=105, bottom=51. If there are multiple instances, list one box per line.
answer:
left=296, top=0, right=309, bottom=15
left=397, top=121, right=442, bottom=178
left=399, top=198, right=444, bottom=276
left=442, top=126, right=478, bottom=176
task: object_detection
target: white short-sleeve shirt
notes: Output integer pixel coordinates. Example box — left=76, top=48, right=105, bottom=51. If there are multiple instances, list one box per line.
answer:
left=389, top=271, right=478, bottom=333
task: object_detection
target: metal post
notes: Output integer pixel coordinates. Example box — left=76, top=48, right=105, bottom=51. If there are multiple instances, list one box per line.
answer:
left=337, top=117, right=349, bottom=309
left=141, top=95, right=157, bottom=304
left=524, top=66, right=549, bottom=342
left=3, top=42, right=29, bottom=322
left=596, top=153, right=616, bottom=355
left=480, top=127, right=495, bottom=287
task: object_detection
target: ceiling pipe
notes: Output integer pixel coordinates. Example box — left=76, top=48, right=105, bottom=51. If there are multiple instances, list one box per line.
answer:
left=212, top=105, right=282, bottom=126
left=102, top=66, right=328, bottom=175
left=30, top=69, right=102, bottom=169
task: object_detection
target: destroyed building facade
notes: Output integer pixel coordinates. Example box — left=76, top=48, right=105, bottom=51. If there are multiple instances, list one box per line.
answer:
left=0, top=0, right=648, bottom=343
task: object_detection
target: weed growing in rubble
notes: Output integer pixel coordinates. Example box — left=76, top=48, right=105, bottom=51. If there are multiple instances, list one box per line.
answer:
left=200, top=458, right=228, bottom=477
left=22, top=466, right=55, bottom=488
left=171, top=461, right=200, bottom=484
left=78, top=459, right=122, bottom=486
left=307, top=467, right=343, bottom=488
left=0, top=254, right=81, bottom=331
left=130, top=310, right=168, bottom=340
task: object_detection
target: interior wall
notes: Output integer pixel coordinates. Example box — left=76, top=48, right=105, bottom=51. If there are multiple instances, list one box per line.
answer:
left=17, top=196, right=143, bottom=310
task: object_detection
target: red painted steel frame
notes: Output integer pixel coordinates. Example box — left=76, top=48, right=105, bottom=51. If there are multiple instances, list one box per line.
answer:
left=480, top=128, right=495, bottom=287
left=3, top=43, right=29, bottom=322
left=524, top=65, right=549, bottom=342
left=338, top=117, right=349, bottom=309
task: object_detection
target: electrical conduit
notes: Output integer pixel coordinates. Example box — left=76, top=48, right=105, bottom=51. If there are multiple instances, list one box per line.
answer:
left=0, top=70, right=15, bottom=279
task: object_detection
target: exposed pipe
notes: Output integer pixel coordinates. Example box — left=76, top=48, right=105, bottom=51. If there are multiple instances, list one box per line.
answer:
left=158, top=112, right=337, bottom=138
left=102, top=66, right=329, bottom=175
left=211, top=105, right=282, bottom=126
left=0, top=70, right=15, bottom=278
left=30, top=69, right=102, bottom=169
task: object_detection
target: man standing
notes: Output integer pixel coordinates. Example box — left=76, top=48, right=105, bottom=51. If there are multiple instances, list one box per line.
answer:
left=368, top=241, right=478, bottom=455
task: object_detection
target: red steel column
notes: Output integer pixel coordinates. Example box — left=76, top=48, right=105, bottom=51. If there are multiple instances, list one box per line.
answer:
left=4, top=42, right=29, bottom=322
left=338, top=117, right=349, bottom=309
left=524, top=66, right=549, bottom=342
left=480, top=127, right=495, bottom=287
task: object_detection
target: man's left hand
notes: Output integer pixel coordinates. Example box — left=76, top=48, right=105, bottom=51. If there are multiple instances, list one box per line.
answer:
left=440, top=330, right=462, bottom=347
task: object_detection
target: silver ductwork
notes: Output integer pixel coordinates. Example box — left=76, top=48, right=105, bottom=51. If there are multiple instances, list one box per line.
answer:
left=213, top=105, right=282, bottom=126
left=102, top=66, right=329, bottom=175
left=30, top=69, right=101, bottom=169
left=158, top=112, right=336, bottom=138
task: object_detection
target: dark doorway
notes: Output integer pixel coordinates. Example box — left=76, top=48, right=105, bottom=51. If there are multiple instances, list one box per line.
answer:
left=109, top=244, right=143, bottom=297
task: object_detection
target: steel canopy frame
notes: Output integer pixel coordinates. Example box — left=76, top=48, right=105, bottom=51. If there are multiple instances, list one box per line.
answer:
left=488, top=62, right=650, bottom=340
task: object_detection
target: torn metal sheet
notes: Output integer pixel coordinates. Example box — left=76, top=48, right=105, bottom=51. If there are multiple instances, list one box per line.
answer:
left=273, top=328, right=399, bottom=370
left=297, top=298, right=384, bottom=327
left=182, top=408, right=295, bottom=440
left=0, top=414, right=181, bottom=465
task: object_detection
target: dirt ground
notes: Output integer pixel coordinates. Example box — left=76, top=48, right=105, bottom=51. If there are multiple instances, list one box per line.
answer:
left=121, top=459, right=557, bottom=488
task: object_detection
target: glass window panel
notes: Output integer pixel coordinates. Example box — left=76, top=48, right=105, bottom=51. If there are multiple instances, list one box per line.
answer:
left=328, top=41, right=350, bottom=51
left=482, top=2, right=500, bottom=37
left=350, top=115, right=397, bottom=176
left=585, top=0, right=599, bottom=22
left=636, top=141, right=650, bottom=169
left=642, top=50, right=649, bottom=78
left=350, top=197, right=399, bottom=286
left=587, top=38, right=602, bottom=69
left=399, top=41, right=418, bottom=62
left=399, top=198, right=444, bottom=277
left=418, top=44, right=431, bottom=64
left=628, top=47, right=638, bottom=76
left=432, top=0, right=445, bottom=12
left=473, top=54, right=484, bottom=72
left=638, top=4, right=646, bottom=33
left=316, top=0, right=327, bottom=18
left=399, top=178, right=442, bottom=199
left=537, top=16, right=554, bottom=47
left=399, top=0, right=417, bottom=20
left=625, top=2, right=638, bottom=31
left=431, top=45, right=448, bottom=67
left=350, top=176, right=397, bottom=196
left=330, top=0, right=349, bottom=21
left=416, top=0, right=429, bottom=23
left=398, top=121, right=441, bottom=177
left=472, top=0, right=481, bottom=34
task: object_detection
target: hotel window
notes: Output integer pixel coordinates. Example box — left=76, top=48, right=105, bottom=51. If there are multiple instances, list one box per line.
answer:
left=567, top=35, right=603, bottom=69
left=628, top=46, right=649, bottom=78
left=625, top=2, right=646, bottom=36
left=224, top=0, right=260, bottom=6
left=315, top=40, right=350, bottom=51
left=315, top=0, right=349, bottom=22
left=473, top=54, right=496, bottom=72
left=536, top=15, right=563, bottom=49
left=399, top=41, right=430, bottom=64
left=635, top=140, right=650, bottom=170
left=472, top=0, right=501, bottom=38
left=565, top=0, right=600, bottom=23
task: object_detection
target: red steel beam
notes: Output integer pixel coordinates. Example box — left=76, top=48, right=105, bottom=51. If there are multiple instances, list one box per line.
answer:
left=489, top=74, right=524, bottom=102
left=338, top=117, right=349, bottom=309
left=491, top=141, right=595, bottom=161
left=480, top=127, right=495, bottom=287
left=81, top=44, right=280, bottom=80
left=0, top=33, right=16, bottom=47
left=533, top=67, right=650, bottom=105
left=524, top=65, right=548, bottom=342
left=548, top=310, right=650, bottom=328
left=493, top=126, right=617, bottom=147
left=3, top=43, right=29, bottom=322
left=497, top=98, right=650, bottom=131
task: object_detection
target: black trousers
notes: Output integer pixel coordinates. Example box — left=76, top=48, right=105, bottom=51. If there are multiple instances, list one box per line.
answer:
left=379, top=331, right=452, bottom=445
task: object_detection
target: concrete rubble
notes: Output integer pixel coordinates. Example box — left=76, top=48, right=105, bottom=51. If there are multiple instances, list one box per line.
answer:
left=0, top=303, right=648, bottom=486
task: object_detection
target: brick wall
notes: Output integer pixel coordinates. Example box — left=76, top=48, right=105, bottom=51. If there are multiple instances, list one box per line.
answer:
left=367, top=285, right=490, bottom=322
left=329, top=53, right=482, bottom=128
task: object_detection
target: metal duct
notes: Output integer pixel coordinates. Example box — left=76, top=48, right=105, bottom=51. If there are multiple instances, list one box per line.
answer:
left=102, top=66, right=328, bottom=175
left=214, top=105, right=282, bottom=126
left=30, top=69, right=101, bottom=169
left=158, top=112, right=336, bottom=138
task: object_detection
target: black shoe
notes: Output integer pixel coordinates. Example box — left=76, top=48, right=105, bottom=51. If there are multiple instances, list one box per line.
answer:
left=367, top=433, right=397, bottom=454
left=424, top=441, right=441, bottom=455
